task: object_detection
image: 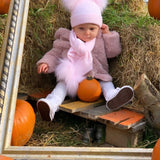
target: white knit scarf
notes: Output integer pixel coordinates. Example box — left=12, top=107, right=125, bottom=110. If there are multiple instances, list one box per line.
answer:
left=55, top=30, right=96, bottom=97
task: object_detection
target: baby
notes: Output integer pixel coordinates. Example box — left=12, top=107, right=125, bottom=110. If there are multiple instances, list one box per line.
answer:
left=36, top=0, right=134, bottom=121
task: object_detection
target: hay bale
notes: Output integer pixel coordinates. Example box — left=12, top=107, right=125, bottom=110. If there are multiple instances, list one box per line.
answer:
left=19, top=0, right=70, bottom=94
left=0, top=16, right=7, bottom=49
left=109, top=24, right=160, bottom=89
left=114, top=0, right=148, bottom=15
left=19, top=0, right=159, bottom=94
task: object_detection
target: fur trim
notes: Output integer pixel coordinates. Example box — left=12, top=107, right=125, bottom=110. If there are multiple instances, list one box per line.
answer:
left=55, top=58, right=86, bottom=97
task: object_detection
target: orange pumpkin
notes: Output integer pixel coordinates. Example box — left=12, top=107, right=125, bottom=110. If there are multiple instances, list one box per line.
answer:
left=77, top=77, right=101, bottom=102
left=148, top=0, right=160, bottom=20
left=152, top=138, right=160, bottom=160
left=0, top=0, right=11, bottom=14
left=11, top=99, right=36, bottom=146
left=0, top=155, right=13, bottom=160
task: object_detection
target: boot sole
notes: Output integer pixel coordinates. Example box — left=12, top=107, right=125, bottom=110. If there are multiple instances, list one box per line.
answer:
left=37, top=101, right=51, bottom=121
left=107, top=87, right=134, bottom=110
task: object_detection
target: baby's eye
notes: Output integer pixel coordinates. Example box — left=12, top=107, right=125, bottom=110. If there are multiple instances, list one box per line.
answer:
left=90, top=28, right=95, bottom=31
left=79, top=27, right=84, bottom=30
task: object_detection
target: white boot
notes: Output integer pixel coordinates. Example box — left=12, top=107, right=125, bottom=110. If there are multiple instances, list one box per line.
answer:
left=37, top=81, right=67, bottom=121
left=100, top=81, right=116, bottom=101
left=100, top=81, right=134, bottom=111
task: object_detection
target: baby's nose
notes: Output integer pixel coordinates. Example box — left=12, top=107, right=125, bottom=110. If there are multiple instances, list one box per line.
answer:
left=85, top=30, right=90, bottom=35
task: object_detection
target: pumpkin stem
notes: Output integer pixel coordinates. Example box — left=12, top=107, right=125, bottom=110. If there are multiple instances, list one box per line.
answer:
left=87, top=76, right=93, bottom=80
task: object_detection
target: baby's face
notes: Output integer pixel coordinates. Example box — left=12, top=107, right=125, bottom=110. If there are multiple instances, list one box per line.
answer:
left=73, top=23, right=100, bottom=42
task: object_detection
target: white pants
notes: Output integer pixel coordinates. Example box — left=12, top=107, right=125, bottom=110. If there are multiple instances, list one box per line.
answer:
left=99, top=81, right=117, bottom=101
left=39, top=80, right=133, bottom=120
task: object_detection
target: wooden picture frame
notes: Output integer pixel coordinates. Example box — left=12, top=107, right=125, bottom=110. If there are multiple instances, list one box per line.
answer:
left=0, top=0, right=152, bottom=159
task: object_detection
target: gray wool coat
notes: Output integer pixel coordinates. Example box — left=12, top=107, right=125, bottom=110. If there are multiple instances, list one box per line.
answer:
left=37, top=28, right=121, bottom=82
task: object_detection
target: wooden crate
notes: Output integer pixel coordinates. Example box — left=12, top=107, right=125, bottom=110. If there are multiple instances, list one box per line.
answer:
left=104, top=122, right=145, bottom=147
left=99, top=109, right=145, bottom=147
left=28, top=91, right=146, bottom=147
left=60, top=102, right=145, bottom=147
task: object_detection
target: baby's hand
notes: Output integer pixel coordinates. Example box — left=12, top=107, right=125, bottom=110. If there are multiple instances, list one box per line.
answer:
left=101, top=24, right=111, bottom=34
left=37, top=63, right=49, bottom=74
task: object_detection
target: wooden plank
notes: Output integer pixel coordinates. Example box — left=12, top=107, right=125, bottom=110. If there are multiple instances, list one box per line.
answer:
left=59, top=98, right=105, bottom=113
left=99, top=109, right=132, bottom=125
left=98, top=109, right=145, bottom=129
left=119, top=113, right=144, bottom=129
left=74, top=105, right=109, bottom=120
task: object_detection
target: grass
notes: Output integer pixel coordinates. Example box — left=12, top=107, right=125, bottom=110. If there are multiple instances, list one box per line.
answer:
left=27, top=107, right=159, bottom=148
left=26, top=110, right=105, bottom=147
left=103, top=3, right=160, bottom=30
left=28, top=4, right=56, bottom=37
left=137, top=124, right=159, bottom=148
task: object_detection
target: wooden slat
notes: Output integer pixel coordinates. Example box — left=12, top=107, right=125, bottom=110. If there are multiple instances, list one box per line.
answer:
left=98, top=109, right=145, bottom=129
left=119, top=114, right=144, bottom=129
left=99, top=109, right=132, bottom=125
left=74, top=105, right=109, bottom=120
left=59, top=98, right=105, bottom=113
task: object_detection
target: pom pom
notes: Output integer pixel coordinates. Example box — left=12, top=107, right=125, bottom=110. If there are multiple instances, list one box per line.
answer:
left=62, top=0, right=108, bottom=12
left=93, top=0, right=108, bottom=12
left=62, top=0, right=79, bottom=12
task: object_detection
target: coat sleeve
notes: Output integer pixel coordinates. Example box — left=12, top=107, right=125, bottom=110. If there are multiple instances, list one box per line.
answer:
left=36, top=28, right=70, bottom=73
left=103, top=31, right=122, bottom=58
left=36, top=45, right=62, bottom=73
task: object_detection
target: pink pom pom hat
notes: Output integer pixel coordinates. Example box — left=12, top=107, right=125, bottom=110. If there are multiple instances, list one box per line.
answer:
left=62, top=0, right=108, bottom=27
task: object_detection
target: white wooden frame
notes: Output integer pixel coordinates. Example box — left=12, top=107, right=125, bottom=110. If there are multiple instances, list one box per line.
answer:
left=0, top=0, right=152, bottom=159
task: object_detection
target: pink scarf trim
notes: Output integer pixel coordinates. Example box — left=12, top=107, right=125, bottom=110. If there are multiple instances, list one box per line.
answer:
left=55, top=30, right=96, bottom=97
